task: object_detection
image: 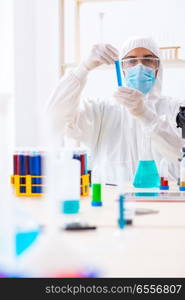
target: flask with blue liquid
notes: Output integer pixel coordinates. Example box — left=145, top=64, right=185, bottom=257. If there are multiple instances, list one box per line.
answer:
left=133, top=132, right=160, bottom=188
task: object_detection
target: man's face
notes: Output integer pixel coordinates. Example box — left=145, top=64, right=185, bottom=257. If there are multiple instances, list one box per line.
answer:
left=122, top=47, right=159, bottom=77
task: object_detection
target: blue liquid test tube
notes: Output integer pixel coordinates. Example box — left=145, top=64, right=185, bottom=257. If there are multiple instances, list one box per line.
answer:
left=115, top=60, right=122, bottom=87
left=30, top=152, right=42, bottom=193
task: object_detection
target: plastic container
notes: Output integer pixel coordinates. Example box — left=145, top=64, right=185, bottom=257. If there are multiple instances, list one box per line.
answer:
left=59, top=151, right=81, bottom=215
left=116, top=163, right=135, bottom=228
left=15, top=204, right=41, bottom=256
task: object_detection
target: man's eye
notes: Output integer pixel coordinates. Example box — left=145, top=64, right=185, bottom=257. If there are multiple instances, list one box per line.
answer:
left=144, top=59, right=151, bottom=64
left=129, top=59, right=136, bottom=65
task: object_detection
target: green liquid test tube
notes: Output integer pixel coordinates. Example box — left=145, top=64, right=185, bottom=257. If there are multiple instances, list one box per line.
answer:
left=91, top=183, right=102, bottom=206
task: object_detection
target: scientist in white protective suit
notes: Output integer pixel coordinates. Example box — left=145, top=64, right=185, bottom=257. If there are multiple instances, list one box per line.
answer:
left=47, top=36, right=184, bottom=183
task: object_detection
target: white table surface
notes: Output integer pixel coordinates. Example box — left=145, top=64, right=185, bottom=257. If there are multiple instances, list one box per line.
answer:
left=17, top=184, right=185, bottom=278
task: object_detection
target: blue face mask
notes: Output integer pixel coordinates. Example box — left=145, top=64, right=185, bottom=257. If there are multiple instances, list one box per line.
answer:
left=124, top=64, right=156, bottom=95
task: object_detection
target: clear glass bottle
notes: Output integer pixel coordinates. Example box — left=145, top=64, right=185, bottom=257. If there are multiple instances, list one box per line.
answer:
left=58, top=150, right=81, bottom=226
left=116, top=163, right=135, bottom=228
left=159, top=158, right=169, bottom=190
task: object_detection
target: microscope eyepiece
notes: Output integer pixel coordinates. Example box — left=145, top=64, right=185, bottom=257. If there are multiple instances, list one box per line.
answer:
left=176, top=106, right=185, bottom=138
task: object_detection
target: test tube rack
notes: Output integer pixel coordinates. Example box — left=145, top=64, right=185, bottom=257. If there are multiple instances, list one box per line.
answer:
left=80, top=173, right=90, bottom=197
left=11, top=150, right=91, bottom=198
left=11, top=173, right=89, bottom=198
left=11, top=174, right=45, bottom=197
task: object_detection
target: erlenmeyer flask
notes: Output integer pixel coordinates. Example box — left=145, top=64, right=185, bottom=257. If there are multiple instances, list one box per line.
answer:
left=133, top=132, right=160, bottom=188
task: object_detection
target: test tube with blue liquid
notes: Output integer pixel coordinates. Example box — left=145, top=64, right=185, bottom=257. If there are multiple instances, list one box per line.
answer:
left=30, top=152, right=42, bottom=194
left=115, top=60, right=122, bottom=87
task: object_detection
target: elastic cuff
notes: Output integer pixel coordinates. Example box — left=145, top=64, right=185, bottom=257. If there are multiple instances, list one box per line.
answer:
left=72, top=63, right=89, bottom=81
left=137, top=106, right=157, bottom=127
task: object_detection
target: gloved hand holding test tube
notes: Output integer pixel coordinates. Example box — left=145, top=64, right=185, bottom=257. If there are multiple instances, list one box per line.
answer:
left=83, top=44, right=119, bottom=71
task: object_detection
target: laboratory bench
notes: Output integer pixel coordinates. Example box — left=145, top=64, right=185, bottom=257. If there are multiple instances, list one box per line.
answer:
left=17, top=183, right=185, bottom=278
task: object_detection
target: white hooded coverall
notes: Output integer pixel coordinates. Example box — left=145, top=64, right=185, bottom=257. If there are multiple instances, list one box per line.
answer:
left=47, top=37, right=184, bottom=183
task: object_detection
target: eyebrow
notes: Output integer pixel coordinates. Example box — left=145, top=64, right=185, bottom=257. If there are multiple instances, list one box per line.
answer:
left=124, top=54, right=156, bottom=59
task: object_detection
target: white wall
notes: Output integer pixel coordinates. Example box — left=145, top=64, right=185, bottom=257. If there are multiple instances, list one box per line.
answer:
left=0, top=0, right=14, bottom=95
left=80, top=0, right=185, bottom=55
left=14, top=0, right=61, bottom=147
left=11, top=0, right=185, bottom=147
left=80, top=0, right=185, bottom=100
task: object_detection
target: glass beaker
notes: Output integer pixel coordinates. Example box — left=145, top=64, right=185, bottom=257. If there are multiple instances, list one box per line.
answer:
left=133, top=132, right=160, bottom=188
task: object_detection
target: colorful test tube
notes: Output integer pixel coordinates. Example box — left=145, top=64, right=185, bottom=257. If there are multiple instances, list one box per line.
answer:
left=13, top=153, right=19, bottom=175
left=80, top=154, right=85, bottom=175
left=159, top=158, right=169, bottom=190
left=25, top=153, right=30, bottom=175
left=35, top=153, right=42, bottom=193
left=115, top=60, right=122, bottom=87
left=91, top=183, right=102, bottom=207
left=84, top=153, right=88, bottom=174
left=30, top=152, right=42, bottom=193
left=19, top=154, right=26, bottom=176
left=19, top=153, right=26, bottom=193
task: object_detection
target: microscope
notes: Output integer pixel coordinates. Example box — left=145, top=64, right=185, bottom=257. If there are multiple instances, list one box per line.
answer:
left=176, top=106, right=185, bottom=185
